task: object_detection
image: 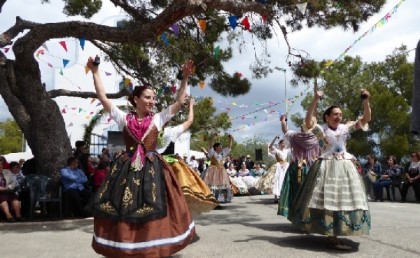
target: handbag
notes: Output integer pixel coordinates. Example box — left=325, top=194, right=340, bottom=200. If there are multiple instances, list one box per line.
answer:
left=367, top=170, right=377, bottom=183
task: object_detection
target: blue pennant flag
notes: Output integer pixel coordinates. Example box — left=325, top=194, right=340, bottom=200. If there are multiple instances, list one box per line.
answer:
left=79, top=37, right=85, bottom=50
left=63, top=59, right=70, bottom=68
left=228, top=16, right=238, bottom=29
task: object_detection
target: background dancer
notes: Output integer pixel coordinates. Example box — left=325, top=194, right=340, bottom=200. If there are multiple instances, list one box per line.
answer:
left=203, top=133, right=234, bottom=204
left=288, top=88, right=371, bottom=250
left=87, top=57, right=195, bottom=258
left=277, top=114, right=319, bottom=217
left=157, top=98, right=218, bottom=216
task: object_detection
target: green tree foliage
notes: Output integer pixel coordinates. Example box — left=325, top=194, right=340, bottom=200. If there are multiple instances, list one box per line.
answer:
left=0, top=119, right=23, bottom=154
left=293, top=46, right=418, bottom=161
left=0, top=0, right=387, bottom=177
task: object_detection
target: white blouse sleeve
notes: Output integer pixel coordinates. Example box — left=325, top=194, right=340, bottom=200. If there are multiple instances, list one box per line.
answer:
left=153, top=104, right=175, bottom=131
left=110, top=104, right=127, bottom=131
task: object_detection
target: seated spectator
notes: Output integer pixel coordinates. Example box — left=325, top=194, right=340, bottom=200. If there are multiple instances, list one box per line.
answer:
left=362, top=154, right=382, bottom=201
left=237, top=163, right=250, bottom=177
left=9, top=161, right=25, bottom=187
left=245, top=155, right=254, bottom=170
left=373, top=156, right=403, bottom=202
left=188, top=155, right=199, bottom=174
left=251, top=163, right=266, bottom=177
left=60, top=157, right=92, bottom=217
left=226, top=163, right=237, bottom=177
left=9, top=161, right=29, bottom=218
left=401, top=151, right=420, bottom=202
left=238, top=162, right=259, bottom=193
left=93, top=161, right=110, bottom=192
left=0, top=160, right=23, bottom=222
left=0, top=156, right=10, bottom=169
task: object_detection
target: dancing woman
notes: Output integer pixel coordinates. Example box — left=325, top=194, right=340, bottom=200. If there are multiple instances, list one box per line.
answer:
left=87, top=58, right=195, bottom=258
left=288, top=88, right=371, bottom=250
left=277, top=115, right=319, bottom=217
left=203, top=133, right=234, bottom=203
left=157, top=98, right=218, bottom=216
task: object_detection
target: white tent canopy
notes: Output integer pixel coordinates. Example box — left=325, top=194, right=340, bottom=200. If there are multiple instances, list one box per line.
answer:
left=190, top=150, right=206, bottom=159
left=2, top=151, right=34, bottom=162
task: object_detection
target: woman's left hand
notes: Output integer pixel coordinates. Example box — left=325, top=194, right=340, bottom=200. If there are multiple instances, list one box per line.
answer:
left=182, top=60, right=194, bottom=78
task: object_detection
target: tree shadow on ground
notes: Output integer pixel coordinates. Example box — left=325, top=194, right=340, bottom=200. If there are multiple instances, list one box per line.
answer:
left=235, top=234, right=360, bottom=253
left=0, top=218, right=94, bottom=233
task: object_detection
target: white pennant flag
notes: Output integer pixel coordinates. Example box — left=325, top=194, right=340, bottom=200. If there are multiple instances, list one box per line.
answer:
left=41, top=43, right=49, bottom=52
left=296, top=2, right=308, bottom=15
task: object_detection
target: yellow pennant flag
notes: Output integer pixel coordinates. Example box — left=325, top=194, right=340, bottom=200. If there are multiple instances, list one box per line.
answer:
left=199, top=81, right=205, bottom=89
left=198, top=19, right=206, bottom=33
left=85, top=66, right=90, bottom=74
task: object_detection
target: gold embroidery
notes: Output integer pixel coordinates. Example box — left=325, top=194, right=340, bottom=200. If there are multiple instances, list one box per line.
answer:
left=133, top=179, right=141, bottom=186
left=131, top=153, right=143, bottom=171
left=122, top=186, right=133, bottom=208
left=152, top=183, right=157, bottom=202
left=149, top=166, right=155, bottom=178
left=111, top=164, right=118, bottom=174
left=100, top=201, right=115, bottom=212
left=98, top=181, right=109, bottom=199
left=136, top=204, right=154, bottom=215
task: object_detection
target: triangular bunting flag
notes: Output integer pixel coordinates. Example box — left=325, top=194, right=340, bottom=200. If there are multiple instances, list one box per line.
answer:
left=198, top=19, right=206, bottom=33
left=47, top=62, right=53, bottom=67
left=3, top=47, right=10, bottom=53
left=228, top=16, right=238, bottom=29
left=90, top=98, right=96, bottom=104
left=79, top=37, right=85, bottom=50
left=59, top=41, right=68, bottom=52
left=296, top=2, right=308, bottom=15
left=214, top=46, right=220, bottom=60
left=63, top=59, right=70, bottom=67
left=241, top=16, right=250, bottom=31
left=199, top=81, right=205, bottom=89
left=59, top=69, right=63, bottom=75
left=105, top=72, right=112, bottom=76
left=85, top=66, right=90, bottom=74
left=61, top=108, right=66, bottom=113
left=161, top=33, right=169, bottom=45
left=171, top=23, right=180, bottom=37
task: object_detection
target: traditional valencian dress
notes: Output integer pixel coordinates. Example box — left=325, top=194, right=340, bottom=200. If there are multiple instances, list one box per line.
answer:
left=89, top=105, right=195, bottom=258
left=157, top=125, right=218, bottom=217
left=288, top=120, right=371, bottom=236
left=203, top=147, right=233, bottom=203
left=278, top=128, right=319, bottom=217
left=255, top=146, right=289, bottom=196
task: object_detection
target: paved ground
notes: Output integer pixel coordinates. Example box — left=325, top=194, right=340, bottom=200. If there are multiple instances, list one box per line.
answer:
left=1, top=195, right=419, bottom=258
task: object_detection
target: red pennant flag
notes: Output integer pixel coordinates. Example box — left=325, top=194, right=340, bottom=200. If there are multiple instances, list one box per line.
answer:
left=3, top=47, right=10, bottom=53
left=59, top=41, right=68, bottom=52
left=241, top=16, right=250, bottom=31
left=262, top=16, right=267, bottom=23
left=47, top=62, right=53, bottom=67
left=61, top=108, right=66, bottom=114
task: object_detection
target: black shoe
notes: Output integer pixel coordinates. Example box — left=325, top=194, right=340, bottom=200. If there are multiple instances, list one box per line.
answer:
left=15, top=217, right=25, bottom=222
left=273, top=199, right=278, bottom=203
left=7, top=218, right=15, bottom=223
left=214, top=205, right=223, bottom=210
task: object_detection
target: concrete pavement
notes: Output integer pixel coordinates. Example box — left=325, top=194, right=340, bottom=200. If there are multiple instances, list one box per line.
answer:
left=1, top=195, right=419, bottom=258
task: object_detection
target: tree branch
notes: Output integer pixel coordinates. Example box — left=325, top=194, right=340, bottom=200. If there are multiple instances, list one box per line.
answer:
left=48, top=88, right=130, bottom=99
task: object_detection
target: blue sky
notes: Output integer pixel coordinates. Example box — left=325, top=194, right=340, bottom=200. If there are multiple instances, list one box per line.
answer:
left=0, top=0, right=419, bottom=144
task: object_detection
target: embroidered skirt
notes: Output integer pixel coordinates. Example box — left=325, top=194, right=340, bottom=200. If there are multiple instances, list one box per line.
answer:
left=288, top=159, right=371, bottom=236
left=165, top=156, right=218, bottom=217
left=90, top=153, right=195, bottom=258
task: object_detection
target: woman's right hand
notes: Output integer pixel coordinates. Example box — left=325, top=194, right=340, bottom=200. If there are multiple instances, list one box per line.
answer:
left=87, top=56, right=99, bottom=73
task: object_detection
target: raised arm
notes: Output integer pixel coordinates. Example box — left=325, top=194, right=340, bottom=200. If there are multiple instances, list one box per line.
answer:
left=181, top=98, right=195, bottom=131
left=171, top=60, right=194, bottom=115
left=305, top=83, right=322, bottom=130
left=269, top=135, right=279, bottom=149
left=227, top=134, right=234, bottom=149
left=359, top=89, right=371, bottom=126
left=87, top=57, right=113, bottom=113
left=280, top=115, right=288, bottom=134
